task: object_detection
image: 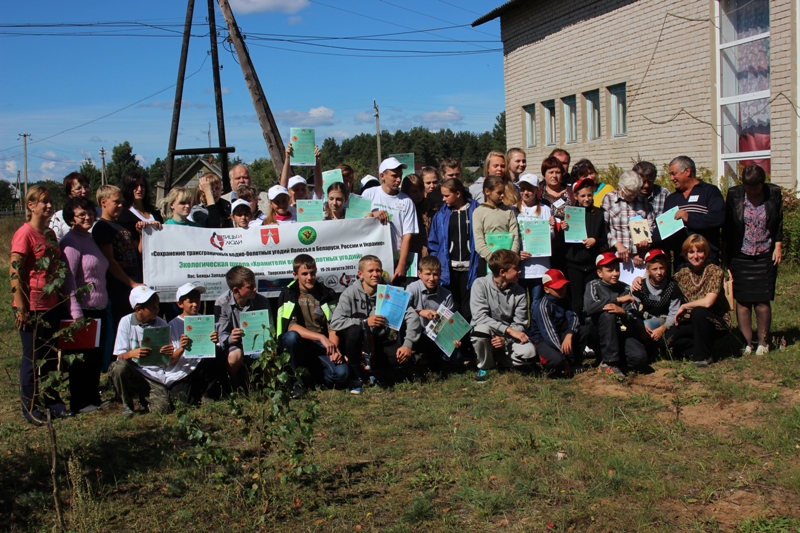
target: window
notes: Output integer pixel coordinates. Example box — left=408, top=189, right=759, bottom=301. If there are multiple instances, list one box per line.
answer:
left=543, top=100, right=556, bottom=146
left=584, top=90, right=601, bottom=141
left=524, top=105, right=536, bottom=148
left=609, top=84, right=627, bottom=137
left=718, top=0, right=770, bottom=181
left=562, top=96, right=577, bottom=144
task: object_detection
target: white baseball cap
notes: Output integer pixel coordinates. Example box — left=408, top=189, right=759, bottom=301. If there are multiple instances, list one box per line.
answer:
left=175, top=282, right=206, bottom=302
left=287, top=175, right=307, bottom=189
left=129, top=286, right=158, bottom=308
left=518, top=173, right=539, bottom=188
left=360, top=175, right=379, bottom=187
left=268, top=185, right=290, bottom=200
left=378, top=157, right=407, bottom=174
left=231, top=199, right=251, bottom=212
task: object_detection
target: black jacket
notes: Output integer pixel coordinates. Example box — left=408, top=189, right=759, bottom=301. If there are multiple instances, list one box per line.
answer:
left=564, top=206, right=608, bottom=270
left=276, top=279, right=339, bottom=339
left=723, top=183, right=783, bottom=261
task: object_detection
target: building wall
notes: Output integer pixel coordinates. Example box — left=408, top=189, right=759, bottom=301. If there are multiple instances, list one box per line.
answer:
left=500, top=0, right=797, bottom=188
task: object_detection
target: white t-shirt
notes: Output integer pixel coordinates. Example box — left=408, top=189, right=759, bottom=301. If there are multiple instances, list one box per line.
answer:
left=361, top=186, right=418, bottom=249
left=517, top=204, right=552, bottom=279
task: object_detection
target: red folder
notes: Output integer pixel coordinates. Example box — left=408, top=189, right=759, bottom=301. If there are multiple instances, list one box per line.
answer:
left=58, top=319, right=101, bottom=350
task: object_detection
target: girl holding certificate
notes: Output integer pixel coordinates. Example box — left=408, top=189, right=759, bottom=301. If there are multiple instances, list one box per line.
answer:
left=472, top=176, right=521, bottom=277
left=323, top=182, right=349, bottom=220
left=515, top=173, right=553, bottom=311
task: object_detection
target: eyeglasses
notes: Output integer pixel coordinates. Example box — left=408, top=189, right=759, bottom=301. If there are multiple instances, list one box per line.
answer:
left=74, top=212, right=94, bottom=220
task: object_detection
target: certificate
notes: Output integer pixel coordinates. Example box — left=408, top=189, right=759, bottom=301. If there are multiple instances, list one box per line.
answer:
left=656, top=206, right=686, bottom=239
left=424, top=303, right=470, bottom=358
left=289, top=128, right=315, bottom=167
left=393, top=250, right=418, bottom=277
left=345, top=194, right=372, bottom=219
left=138, top=326, right=170, bottom=366
left=183, top=315, right=216, bottom=359
left=389, top=153, right=414, bottom=178
left=321, top=169, right=343, bottom=194
left=485, top=232, right=513, bottom=253
left=519, top=218, right=551, bottom=257
left=296, top=200, right=324, bottom=222
left=563, top=206, right=587, bottom=243
left=628, top=217, right=652, bottom=244
left=240, top=310, right=271, bottom=358
left=375, top=284, right=411, bottom=331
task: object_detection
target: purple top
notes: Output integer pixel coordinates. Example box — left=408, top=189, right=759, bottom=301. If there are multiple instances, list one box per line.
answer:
left=60, top=229, right=110, bottom=319
left=742, top=195, right=771, bottom=256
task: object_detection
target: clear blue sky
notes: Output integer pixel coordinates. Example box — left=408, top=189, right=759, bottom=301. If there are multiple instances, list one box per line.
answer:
left=0, top=0, right=504, bottom=184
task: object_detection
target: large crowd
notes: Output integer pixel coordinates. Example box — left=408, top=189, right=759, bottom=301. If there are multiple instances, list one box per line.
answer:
left=11, top=145, right=783, bottom=424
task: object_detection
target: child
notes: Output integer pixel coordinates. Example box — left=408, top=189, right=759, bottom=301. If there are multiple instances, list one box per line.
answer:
left=230, top=199, right=253, bottom=229
left=529, top=269, right=590, bottom=376
left=360, top=175, right=380, bottom=193
left=214, top=266, right=273, bottom=387
left=263, top=185, right=297, bottom=225
left=401, top=173, right=432, bottom=261
left=324, top=182, right=349, bottom=220
left=470, top=249, right=535, bottom=382
left=108, top=286, right=175, bottom=417
left=439, top=157, right=462, bottom=181
left=506, top=148, right=527, bottom=182
left=564, top=177, right=608, bottom=318
left=237, top=185, right=266, bottom=226
left=329, top=255, right=421, bottom=384
left=516, top=172, right=552, bottom=313
left=189, top=173, right=231, bottom=228
left=584, top=252, right=647, bottom=378
left=276, top=254, right=353, bottom=397
left=631, top=249, right=682, bottom=345
left=420, top=166, right=443, bottom=211
left=280, top=143, right=323, bottom=204
left=473, top=176, right=521, bottom=276
left=407, top=256, right=466, bottom=371
left=161, top=187, right=199, bottom=226
left=427, top=178, right=480, bottom=321
left=362, top=157, right=419, bottom=283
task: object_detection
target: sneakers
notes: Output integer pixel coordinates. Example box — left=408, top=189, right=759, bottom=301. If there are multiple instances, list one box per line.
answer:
left=693, top=358, right=713, bottom=368
left=476, top=369, right=489, bottom=383
left=742, top=345, right=753, bottom=356
left=349, top=386, right=363, bottom=395
left=290, top=383, right=306, bottom=400
left=121, top=405, right=134, bottom=419
left=79, top=404, right=100, bottom=414
left=597, top=363, right=625, bottom=380
left=755, top=344, right=769, bottom=356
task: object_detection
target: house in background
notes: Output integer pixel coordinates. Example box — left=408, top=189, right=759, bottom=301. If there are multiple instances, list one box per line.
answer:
left=155, top=156, right=222, bottom=203
left=473, top=0, right=798, bottom=189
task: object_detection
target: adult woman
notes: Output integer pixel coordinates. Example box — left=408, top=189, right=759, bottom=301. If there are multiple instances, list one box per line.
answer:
left=11, top=186, right=72, bottom=423
left=50, top=172, right=93, bottom=240
left=723, top=164, right=783, bottom=355
left=601, top=170, right=654, bottom=266
left=668, top=234, right=730, bottom=367
left=538, top=156, right=574, bottom=221
left=570, top=159, right=597, bottom=183
left=61, top=196, right=109, bottom=413
left=117, top=171, right=163, bottom=228
left=483, top=150, right=519, bottom=207
left=427, top=178, right=480, bottom=320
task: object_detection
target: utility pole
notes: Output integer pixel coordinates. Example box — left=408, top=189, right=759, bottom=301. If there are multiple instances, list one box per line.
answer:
left=99, top=147, right=108, bottom=186
left=202, top=122, right=212, bottom=148
left=207, top=0, right=229, bottom=182
left=373, top=100, right=381, bottom=166
left=18, top=133, right=30, bottom=198
left=218, top=0, right=285, bottom=175
left=16, top=170, right=21, bottom=212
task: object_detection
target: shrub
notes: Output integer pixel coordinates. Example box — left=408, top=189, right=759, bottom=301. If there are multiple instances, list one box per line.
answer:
left=782, top=189, right=800, bottom=264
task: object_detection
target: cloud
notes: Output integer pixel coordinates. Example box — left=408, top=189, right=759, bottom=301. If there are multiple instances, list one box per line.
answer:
left=138, top=100, right=207, bottom=110
left=42, top=151, right=57, bottom=159
left=5, top=161, right=18, bottom=174
left=89, top=135, right=105, bottom=143
left=413, top=106, right=464, bottom=130
left=327, top=131, right=351, bottom=141
left=135, top=154, right=149, bottom=166
left=288, top=16, right=302, bottom=25
left=229, top=0, right=309, bottom=14
left=275, top=106, right=336, bottom=127
left=354, top=112, right=372, bottom=125
left=204, top=87, right=230, bottom=95
left=40, top=161, right=56, bottom=172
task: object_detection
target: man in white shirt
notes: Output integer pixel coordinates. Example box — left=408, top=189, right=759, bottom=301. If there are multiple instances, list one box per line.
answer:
left=362, top=157, right=419, bottom=282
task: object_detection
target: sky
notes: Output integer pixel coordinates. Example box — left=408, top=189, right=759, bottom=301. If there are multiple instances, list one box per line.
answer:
left=0, top=0, right=504, bottom=185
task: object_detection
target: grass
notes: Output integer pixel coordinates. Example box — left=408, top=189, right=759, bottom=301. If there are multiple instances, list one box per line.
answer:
left=1, top=215, right=799, bottom=532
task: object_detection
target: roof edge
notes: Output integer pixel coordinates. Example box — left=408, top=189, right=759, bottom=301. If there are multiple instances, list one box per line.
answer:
left=472, top=0, right=524, bottom=27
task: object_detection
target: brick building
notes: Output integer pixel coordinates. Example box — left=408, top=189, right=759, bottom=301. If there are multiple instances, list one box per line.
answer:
left=474, top=0, right=799, bottom=189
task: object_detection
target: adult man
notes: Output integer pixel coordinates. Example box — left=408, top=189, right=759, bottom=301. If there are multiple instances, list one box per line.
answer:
left=549, top=148, right=571, bottom=185
left=633, top=160, right=669, bottom=217
left=221, top=164, right=270, bottom=214
left=661, top=155, right=725, bottom=266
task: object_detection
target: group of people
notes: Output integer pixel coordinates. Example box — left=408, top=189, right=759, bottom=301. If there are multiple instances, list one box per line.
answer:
left=11, top=145, right=783, bottom=423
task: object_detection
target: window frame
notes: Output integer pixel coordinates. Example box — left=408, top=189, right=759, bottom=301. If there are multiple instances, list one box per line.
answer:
left=523, top=104, right=537, bottom=148
left=584, top=90, right=601, bottom=141
left=609, top=84, right=627, bottom=138
left=543, top=100, right=556, bottom=146
left=562, top=95, right=577, bottom=144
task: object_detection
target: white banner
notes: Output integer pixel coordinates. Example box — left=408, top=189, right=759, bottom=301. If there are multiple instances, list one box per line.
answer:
left=143, top=219, right=393, bottom=300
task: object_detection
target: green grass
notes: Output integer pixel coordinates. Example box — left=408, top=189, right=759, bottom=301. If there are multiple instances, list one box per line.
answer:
left=1, top=216, right=799, bottom=532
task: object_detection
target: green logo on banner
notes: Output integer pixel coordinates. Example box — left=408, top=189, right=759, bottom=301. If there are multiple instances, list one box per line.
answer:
left=298, top=226, right=317, bottom=245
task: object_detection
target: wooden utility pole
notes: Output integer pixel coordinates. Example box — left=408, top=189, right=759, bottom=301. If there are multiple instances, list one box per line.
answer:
left=217, top=0, right=285, bottom=175
left=18, top=133, right=30, bottom=197
left=99, top=147, right=107, bottom=185
left=207, top=0, right=229, bottom=183
left=373, top=100, right=381, bottom=166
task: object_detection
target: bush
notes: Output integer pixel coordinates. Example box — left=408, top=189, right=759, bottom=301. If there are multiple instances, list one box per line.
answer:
left=782, top=189, right=800, bottom=264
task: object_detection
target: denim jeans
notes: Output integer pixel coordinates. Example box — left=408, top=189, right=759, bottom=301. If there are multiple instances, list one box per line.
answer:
left=282, top=330, right=350, bottom=387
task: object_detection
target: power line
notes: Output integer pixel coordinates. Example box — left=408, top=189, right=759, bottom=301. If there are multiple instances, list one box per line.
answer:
left=378, top=0, right=497, bottom=41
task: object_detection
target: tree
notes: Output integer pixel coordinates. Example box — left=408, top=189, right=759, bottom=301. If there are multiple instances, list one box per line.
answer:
left=37, top=180, right=68, bottom=209
left=105, top=141, right=144, bottom=186
left=0, top=180, right=17, bottom=211
left=249, top=158, right=279, bottom=192
left=79, top=159, right=103, bottom=195
left=491, top=111, right=506, bottom=152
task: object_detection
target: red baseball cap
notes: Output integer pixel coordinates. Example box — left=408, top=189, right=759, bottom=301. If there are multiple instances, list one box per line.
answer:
left=595, top=252, right=619, bottom=266
left=542, top=268, right=570, bottom=289
left=573, top=177, right=596, bottom=193
left=644, top=248, right=668, bottom=263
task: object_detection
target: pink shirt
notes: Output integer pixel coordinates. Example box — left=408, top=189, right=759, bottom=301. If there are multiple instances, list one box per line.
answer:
left=11, top=223, right=63, bottom=310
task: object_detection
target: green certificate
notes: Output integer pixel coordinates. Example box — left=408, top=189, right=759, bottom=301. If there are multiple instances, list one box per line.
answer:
left=322, top=169, right=343, bottom=194
left=389, top=153, right=414, bottom=177
left=289, top=128, right=315, bottom=167
left=296, top=200, right=324, bottom=222
left=240, top=310, right=271, bottom=358
left=563, top=206, right=588, bottom=243
left=656, top=206, right=685, bottom=239
left=520, top=218, right=551, bottom=257
left=393, top=251, right=418, bottom=277
left=345, top=194, right=373, bottom=219
left=485, top=232, right=513, bottom=253
left=138, top=325, right=170, bottom=366
left=427, top=308, right=470, bottom=358
left=183, top=315, right=216, bottom=359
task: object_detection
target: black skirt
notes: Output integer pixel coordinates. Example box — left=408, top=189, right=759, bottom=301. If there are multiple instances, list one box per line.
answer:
left=729, top=252, right=776, bottom=302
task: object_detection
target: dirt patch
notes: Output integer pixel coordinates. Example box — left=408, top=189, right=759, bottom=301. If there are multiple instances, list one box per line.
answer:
left=660, top=489, right=800, bottom=531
